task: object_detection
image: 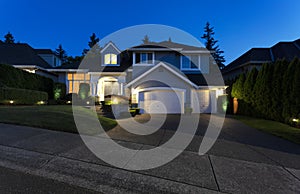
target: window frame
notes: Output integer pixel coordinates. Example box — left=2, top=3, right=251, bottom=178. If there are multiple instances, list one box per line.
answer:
left=180, top=54, right=201, bottom=71
left=133, top=52, right=155, bottom=66
left=103, top=53, right=118, bottom=66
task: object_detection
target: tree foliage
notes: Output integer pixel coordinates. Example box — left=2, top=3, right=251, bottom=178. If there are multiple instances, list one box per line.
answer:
left=142, top=35, right=150, bottom=44
left=83, top=33, right=100, bottom=55
left=4, top=32, right=15, bottom=43
left=230, top=59, right=300, bottom=126
left=55, top=44, right=68, bottom=64
left=201, top=22, right=225, bottom=69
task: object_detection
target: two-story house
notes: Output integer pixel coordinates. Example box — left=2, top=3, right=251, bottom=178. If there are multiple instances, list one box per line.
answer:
left=50, top=41, right=226, bottom=114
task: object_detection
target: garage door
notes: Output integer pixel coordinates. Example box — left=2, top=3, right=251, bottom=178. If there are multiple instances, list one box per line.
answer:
left=139, top=90, right=184, bottom=114
left=192, top=90, right=211, bottom=113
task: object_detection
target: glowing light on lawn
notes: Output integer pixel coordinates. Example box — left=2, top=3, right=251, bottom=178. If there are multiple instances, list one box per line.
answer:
left=86, top=101, right=90, bottom=105
left=9, top=100, right=14, bottom=104
left=37, top=101, right=45, bottom=105
left=67, top=101, right=71, bottom=104
left=292, top=118, right=299, bottom=122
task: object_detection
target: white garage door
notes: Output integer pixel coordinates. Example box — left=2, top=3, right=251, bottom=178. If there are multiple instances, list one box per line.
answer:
left=139, top=90, right=184, bottom=114
left=192, top=90, right=212, bottom=113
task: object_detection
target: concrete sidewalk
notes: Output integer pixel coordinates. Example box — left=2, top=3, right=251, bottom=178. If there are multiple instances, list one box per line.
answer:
left=0, top=121, right=300, bottom=193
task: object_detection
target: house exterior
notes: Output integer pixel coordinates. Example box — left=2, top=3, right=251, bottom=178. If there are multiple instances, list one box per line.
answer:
left=223, top=38, right=300, bottom=80
left=0, top=41, right=226, bottom=114
left=49, top=41, right=226, bottom=114
left=0, top=43, right=59, bottom=80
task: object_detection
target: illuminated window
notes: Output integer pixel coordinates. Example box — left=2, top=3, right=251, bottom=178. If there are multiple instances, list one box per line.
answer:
left=67, top=73, right=90, bottom=93
left=104, top=54, right=117, bottom=65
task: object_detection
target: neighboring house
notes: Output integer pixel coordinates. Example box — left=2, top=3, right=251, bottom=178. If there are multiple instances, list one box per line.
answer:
left=0, top=43, right=59, bottom=80
left=49, top=41, right=226, bottom=114
left=0, top=41, right=226, bottom=114
left=222, top=38, right=300, bottom=80
left=35, top=49, right=62, bottom=67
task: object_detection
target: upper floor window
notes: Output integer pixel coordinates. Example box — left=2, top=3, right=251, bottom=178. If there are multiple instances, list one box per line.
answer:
left=104, top=53, right=117, bottom=65
left=181, top=55, right=200, bottom=70
left=134, top=52, right=154, bottom=65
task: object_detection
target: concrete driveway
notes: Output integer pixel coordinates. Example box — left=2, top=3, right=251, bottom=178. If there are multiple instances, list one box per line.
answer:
left=0, top=114, right=299, bottom=193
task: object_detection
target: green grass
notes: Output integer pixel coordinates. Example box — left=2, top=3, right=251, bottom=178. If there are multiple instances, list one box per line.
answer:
left=234, top=115, right=300, bottom=144
left=0, top=105, right=117, bottom=135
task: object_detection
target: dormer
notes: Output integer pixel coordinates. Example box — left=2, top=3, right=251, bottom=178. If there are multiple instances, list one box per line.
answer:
left=35, top=49, right=62, bottom=67
left=101, top=41, right=121, bottom=66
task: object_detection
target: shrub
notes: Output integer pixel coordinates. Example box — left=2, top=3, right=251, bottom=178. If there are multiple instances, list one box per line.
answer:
left=217, top=95, right=228, bottom=113
left=53, top=83, right=66, bottom=100
left=78, top=83, right=90, bottom=100
left=0, top=64, right=54, bottom=98
left=0, top=87, right=48, bottom=105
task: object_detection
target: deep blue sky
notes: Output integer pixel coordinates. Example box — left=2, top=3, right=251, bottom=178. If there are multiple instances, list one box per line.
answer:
left=1, top=0, right=299, bottom=65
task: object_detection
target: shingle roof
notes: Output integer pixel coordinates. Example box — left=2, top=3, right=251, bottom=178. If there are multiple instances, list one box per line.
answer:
left=35, top=49, right=55, bottom=55
left=271, top=41, right=300, bottom=61
left=223, top=38, right=300, bottom=74
left=129, top=41, right=206, bottom=51
left=0, top=43, right=52, bottom=68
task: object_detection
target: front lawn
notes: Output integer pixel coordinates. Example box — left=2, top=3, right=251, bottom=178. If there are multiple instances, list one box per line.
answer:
left=0, top=105, right=117, bottom=135
left=234, top=115, right=300, bottom=144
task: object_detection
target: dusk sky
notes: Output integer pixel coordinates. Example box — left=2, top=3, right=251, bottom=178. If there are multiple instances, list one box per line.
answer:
left=1, top=0, right=299, bottom=65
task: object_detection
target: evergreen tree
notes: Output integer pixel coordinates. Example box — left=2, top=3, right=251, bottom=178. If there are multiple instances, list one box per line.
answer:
left=4, top=32, right=15, bottom=43
left=82, top=33, right=100, bottom=55
left=252, top=64, right=268, bottom=116
left=282, top=59, right=297, bottom=121
left=261, top=63, right=274, bottom=118
left=231, top=73, right=245, bottom=100
left=270, top=60, right=286, bottom=121
left=55, top=44, right=68, bottom=64
left=290, top=58, right=300, bottom=118
left=201, top=22, right=225, bottom=69
left=142, top=35, right=150, bottom=44
left=243, top=68, right=258, bottom=104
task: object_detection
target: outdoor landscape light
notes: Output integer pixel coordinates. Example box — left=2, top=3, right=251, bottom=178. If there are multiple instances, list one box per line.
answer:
left=292, top=118, right=299, bottom=122
left=86, top=101, right=90, bottom=105
left=67, top=100, right=71, bottom=104
left=9, top=100, right=14, bottom=104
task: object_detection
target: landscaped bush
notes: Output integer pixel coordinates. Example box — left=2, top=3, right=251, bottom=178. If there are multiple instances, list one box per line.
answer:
left=217, top=95, right=228, bottom=113
left=53, top=82, right=66, bottom=100
left=0, top=64, right=54, bottom=98
left=0, top=87, right=48, bottom=105
left=78, top=83, right=90, bottom=100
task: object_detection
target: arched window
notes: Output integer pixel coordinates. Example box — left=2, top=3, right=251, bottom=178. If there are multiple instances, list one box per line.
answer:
left=104, top=53, right=117, bottom=65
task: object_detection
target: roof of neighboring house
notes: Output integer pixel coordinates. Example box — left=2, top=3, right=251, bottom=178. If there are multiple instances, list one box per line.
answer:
left=0, top=43, right=52, bottom=68
left=223, top=38, right=300, bottom=74
left=128, top=41, right=207, bottom=51
left=35, top=49, right=55, bottom=55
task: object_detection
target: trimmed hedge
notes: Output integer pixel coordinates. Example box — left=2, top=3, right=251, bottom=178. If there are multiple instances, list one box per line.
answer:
left=231, top=58, right=300, bottom=126
left=0, top=64, right=54, bottom=98
left=0, top=87, right=48, bottom=105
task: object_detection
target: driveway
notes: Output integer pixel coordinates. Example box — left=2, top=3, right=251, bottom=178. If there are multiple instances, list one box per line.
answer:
left=0, top=114, right=299, bottom=193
